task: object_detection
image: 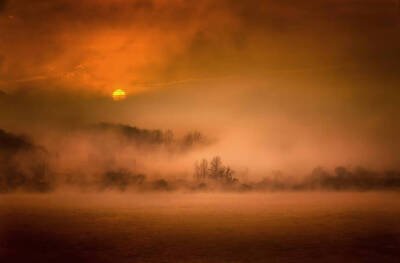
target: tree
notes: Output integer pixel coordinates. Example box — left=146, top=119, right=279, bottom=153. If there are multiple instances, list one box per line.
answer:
left=223, top=166, right=234, bottom=183
left=194, top=156, right=237, bottom=185
left=194, top=159, right=208, bottom=180
left=183, top=131, right=203, bottom=148
left=164, top=129, right=174, bottom=144
left=209, top=156, right=222, bottom=180
left=194, top=161, right=201, bottom=180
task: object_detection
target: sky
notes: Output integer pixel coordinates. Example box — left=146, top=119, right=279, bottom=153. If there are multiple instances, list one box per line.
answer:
left=0, top=0, right=400, bottom=172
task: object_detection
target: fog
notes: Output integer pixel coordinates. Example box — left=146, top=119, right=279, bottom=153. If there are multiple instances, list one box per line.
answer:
left=1, top=120, right=400, bottom=193
left=2, top=2, right=400, bottom=262
left=1, top=0, right=400, bottom=191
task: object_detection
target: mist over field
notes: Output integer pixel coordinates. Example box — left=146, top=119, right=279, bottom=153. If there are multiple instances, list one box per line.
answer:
left=1, top=122, right=400, bottom=193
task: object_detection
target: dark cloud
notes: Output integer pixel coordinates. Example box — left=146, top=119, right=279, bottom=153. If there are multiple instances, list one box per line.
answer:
left=1, top=0, right=398, bottom=90
left=0, top=0, right=7, bottom=13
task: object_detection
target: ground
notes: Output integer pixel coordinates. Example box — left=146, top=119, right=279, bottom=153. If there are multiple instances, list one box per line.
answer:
left=1, top=192, right=400, bottom=263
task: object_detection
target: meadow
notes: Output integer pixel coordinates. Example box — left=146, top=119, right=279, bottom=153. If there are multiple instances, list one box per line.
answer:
left=2, top=192, right=400, bottom=262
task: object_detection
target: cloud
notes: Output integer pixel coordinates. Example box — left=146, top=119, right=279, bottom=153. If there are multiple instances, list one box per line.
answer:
left=0, top=0, right=238, bottom=93
left=1, top=0, right=398, bottom=94
left=0, top=0, right=399, bottom=173
left=0, top=0, right=7, bottom=13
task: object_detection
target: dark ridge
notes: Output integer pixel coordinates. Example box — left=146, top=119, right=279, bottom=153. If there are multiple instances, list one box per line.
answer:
left=0, top=0, right=7, bottom=13
left=90, top=122, right=166, bottom=144
left=253, top=167, right=400, bottom=191
left=0, top=89, right=7, bottom=101
left=0, top=129, right=52, bottom=193
left=0, top=128, right=35, bottom=153
left=89, top=122, right=206, bottom=149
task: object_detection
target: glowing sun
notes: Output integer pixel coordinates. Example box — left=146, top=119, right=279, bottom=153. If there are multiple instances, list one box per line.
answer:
left=112, top=89, right=126, bottom=101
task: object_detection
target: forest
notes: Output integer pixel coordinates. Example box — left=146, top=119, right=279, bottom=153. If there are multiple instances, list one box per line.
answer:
left=1, top=126, right=400, bottom=193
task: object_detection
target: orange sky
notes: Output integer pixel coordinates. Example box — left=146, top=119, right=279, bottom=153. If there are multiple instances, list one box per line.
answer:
left=1, top=0, right=398, bottom=93
left=0, top=0, right=400, bottom=171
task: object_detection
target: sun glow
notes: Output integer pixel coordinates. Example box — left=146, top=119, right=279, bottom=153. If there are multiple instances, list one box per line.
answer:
left=112, top=89, right=126, bottom=101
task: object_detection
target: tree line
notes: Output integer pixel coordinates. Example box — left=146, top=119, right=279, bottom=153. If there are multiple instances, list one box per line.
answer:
left=91, top=123, right=208, bottom=150
left=2, top=127, right=400, bottom=192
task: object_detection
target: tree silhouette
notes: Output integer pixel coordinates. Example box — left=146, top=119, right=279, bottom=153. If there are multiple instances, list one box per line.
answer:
left=209, top=156, right=222, bottom=180
left=194, top=159, right=208, bottom=180
left=194, top=156, right=237, bottom=185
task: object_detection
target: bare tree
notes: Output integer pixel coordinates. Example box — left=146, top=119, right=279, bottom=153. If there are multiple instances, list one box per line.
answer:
left=223, top=166, right=234, bottom=183
left=199, top=159, right=208, bottom=179
left=194, top=161, right=201, bottom=180
left=183, top=131, right=203, bottom=148
left=194, top=159, right=208, bottom=180
left=164, top=129, right=174, bottom=144
left=209, top=156, right=222, bottom=180
left=194, top=156, right=237, bottom=185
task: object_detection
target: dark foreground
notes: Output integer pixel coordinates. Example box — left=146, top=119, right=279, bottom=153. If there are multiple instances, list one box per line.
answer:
left=1, top=192, right=400, bottom=263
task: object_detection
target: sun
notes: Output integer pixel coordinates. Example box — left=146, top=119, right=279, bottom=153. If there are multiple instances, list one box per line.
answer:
left=112, top=89, right=126, bottom=101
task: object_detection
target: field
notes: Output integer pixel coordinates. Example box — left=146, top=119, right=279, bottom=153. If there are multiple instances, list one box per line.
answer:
left=1, top=192, right=400, bottom=263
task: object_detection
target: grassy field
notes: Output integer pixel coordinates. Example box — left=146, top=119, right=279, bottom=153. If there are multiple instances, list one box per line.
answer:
left=1, top=192, right=400, bottom=262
